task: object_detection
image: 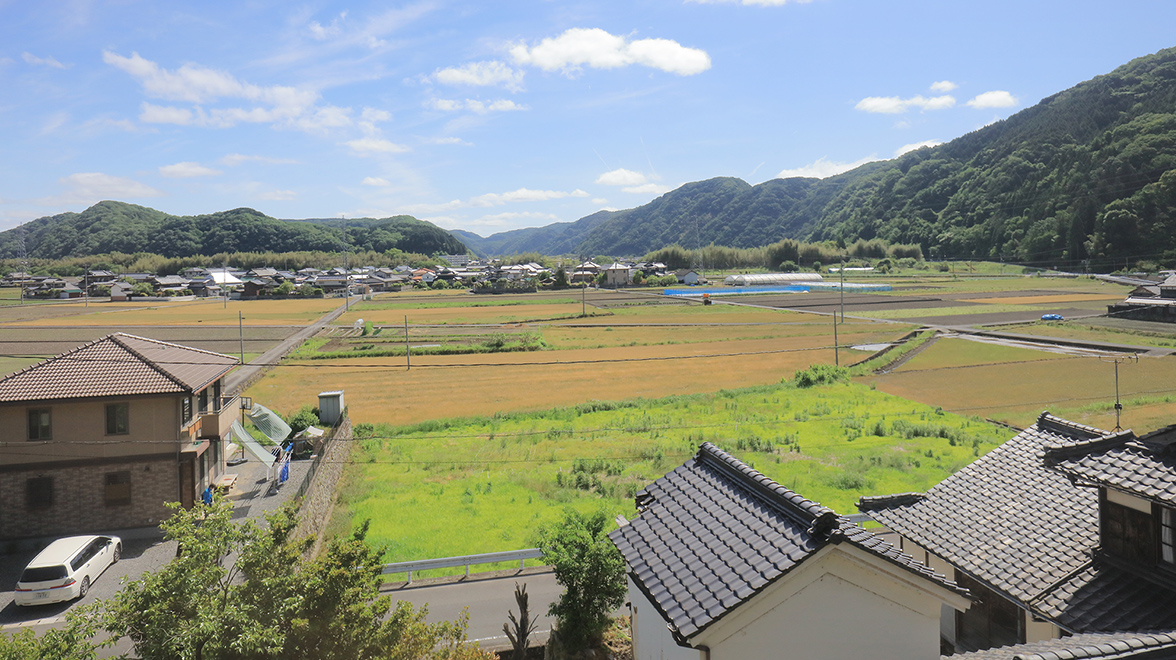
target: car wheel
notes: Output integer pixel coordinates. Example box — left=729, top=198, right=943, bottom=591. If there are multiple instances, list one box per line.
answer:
left=79, top=576, right=90, bottom=599
left=113, top=545, right=121, bottom=563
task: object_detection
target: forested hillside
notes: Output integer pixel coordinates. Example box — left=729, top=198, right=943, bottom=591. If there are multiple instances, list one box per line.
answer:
left=462, top=46, right=1176, bottom=268
left=0, top=201, right=466, bottom=260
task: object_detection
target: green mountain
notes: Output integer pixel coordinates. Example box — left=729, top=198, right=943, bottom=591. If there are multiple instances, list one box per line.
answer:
left=448, top=210, right=619, bottom=257
left=464, top=46, right=1176, bottom=267
left=0, top=202, right=467, bottom=259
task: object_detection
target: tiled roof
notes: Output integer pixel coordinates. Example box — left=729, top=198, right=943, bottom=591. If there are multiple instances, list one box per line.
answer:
left=610, top=442, right=964, bottom=642
left=1046, top=426, right=1176, bottom=506
left=859, top=412, right=1103, bottom=607
left=948, top=631, right=1176, bottom=660
left=0, top=333, right=237, bottom=403
left=861, top=412, right=1176, bottom=633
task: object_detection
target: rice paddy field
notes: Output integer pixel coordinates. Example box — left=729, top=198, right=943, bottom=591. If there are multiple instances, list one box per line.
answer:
left=340, top=379, right=1008, bottom=568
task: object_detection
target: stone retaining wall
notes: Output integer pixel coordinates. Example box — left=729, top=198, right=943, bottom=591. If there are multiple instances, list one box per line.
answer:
left=293, top=415, right=352, bottom=558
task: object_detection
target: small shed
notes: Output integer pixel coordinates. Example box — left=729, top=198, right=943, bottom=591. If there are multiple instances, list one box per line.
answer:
left=318, top=390, right=345, bottom=425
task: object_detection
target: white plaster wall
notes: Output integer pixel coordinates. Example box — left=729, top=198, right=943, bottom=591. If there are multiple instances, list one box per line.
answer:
left=629, top=577, right=702, bottom=660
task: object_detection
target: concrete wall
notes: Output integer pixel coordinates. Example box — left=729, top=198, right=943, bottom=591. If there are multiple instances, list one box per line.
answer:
left=0, top=455, right=178, bottom=539
left=293, top=416, right=353, bottom=558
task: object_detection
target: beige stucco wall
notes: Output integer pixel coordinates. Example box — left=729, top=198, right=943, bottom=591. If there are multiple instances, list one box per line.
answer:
left=0, top=396, right=182, bottom=465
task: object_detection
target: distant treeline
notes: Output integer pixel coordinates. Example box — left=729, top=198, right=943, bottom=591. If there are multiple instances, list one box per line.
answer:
left=1, top=248, right=440, bottom=277
left=643, top=238, right=923, bottom=270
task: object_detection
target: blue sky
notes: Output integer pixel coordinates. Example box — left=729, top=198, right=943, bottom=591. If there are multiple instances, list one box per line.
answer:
left=1, top=0, right=1174, bottom=236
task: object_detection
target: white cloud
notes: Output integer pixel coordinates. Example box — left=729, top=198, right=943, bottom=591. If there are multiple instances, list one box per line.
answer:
left=471, top=211, right=561, bottom=227
left=159, top=162, right=222, bottom=178
left=40, top=112, right=69, bottom=135
left=855, top=95, right=956, bottom=114
left=428, top=98, right=528, bottom=114
left=622, top=183, right=671, bottom=194
left=894, top=140, right=942, bottom=157
left=309, top=11, right=347, bottom=40
left=105, top=51, right=340, bottom=131
left=592, top=197, right=609, bottom=204
left=258, top=189, right=297, bottom=201
left=930, top=80, right=957, bottom=93
left=221, top=154, right=300, bottom=166
left=48, top=173, right=166, bottom=205
left=361, top=107, right=392, bottom=123
left=967, top=90, right=1017, bottom=109
left=435, top=61, right=525, bottom=92
left=510, top=28, right=711, bottom=76
left=777, top=155, right=877, bottom=179
left=469, top=188, right=589, bottom=207
left=22, top=52, right=67, bottom=69
left=345, top=137, right=410, bottom=155
left=362, top=177, right=391, bottom=187
left=595, top=168, right=647, bottom=186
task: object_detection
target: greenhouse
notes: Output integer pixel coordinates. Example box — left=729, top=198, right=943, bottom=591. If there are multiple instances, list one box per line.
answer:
left=723, top=272, right=824, bottom=286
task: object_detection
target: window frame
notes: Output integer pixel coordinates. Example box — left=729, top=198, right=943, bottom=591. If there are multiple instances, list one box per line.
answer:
left=1161, top=506, right=1175, bottom=566
left=27, top=407, right=52, bottom=441
left=26, top=476, right=54, bottom=510
left=105, top=402, right=130, bottom=435
left=104, top=471, right=132, bottom=507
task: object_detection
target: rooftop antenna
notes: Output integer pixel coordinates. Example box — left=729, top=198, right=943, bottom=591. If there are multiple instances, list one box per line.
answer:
left=1100, top=354, right=1138, bottom=431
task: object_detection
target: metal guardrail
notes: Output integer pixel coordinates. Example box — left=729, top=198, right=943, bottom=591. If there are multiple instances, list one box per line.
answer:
left=383, top=548, right=543, bottom=582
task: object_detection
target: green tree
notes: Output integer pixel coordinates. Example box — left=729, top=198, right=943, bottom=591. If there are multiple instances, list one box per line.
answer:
left=536, top=509, right=626, bottom=653
left=101, top=498, right=491, bottom=660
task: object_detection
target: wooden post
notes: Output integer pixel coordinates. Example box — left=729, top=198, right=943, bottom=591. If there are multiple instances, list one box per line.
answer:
left=404, top=315, right=410, bottom=371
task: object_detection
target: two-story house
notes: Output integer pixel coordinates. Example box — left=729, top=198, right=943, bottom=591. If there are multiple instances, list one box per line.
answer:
left=0, top=333, right=240, bottom=540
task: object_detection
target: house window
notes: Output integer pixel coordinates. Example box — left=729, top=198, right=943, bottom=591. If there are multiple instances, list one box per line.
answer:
left=26, top=477, right=54, bottom=510
left=105, top=472, right=132, bottom=506
left=182, top=397, right=192, bottom=424
left=27, top=408, right=51, bottom=440
left=1163, top=507, right=1175, bottom=565
left=106, top=403, right=130, bottom=435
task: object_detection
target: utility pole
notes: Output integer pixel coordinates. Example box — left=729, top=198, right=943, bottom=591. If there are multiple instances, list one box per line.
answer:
left=839, top=254, right=845, bottom=323
left=581, top=282, right=586, bottom=317
left=832, top=311, right=839, bottom=366
left=1101, top=355, right=1138, bottom=431
left=404, top=316, right=411, bottom=371
left=239, top=311, right=245, bottom=365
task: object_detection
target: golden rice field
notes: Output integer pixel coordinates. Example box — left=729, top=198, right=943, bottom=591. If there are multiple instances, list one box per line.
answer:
left=868, top=337, right=1176, bottom=432
left=3, top=297, right=341, bottom=326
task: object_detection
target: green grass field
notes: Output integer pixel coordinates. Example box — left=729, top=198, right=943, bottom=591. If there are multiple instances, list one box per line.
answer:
left=336, top=379, right=1008, bottom=572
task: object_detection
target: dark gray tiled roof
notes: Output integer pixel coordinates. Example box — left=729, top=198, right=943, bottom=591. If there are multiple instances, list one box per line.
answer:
left=1034, top=562, right=1176, bottom=632
left=1046, top=426, right=1176, bottom=506
left=948, top=631, right=1176, bottom=660
left=859, top=413, right=1103, bottom=606
left=863, top=412, right=1176, bottom=634
left=0, top=333, right=237, bottom=403
left=610, top=442, right=963, bottom=641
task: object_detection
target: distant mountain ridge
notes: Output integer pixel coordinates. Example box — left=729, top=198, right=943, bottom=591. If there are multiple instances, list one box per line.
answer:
left=0, top=202, right=466, bottom=260
left=458, top=46, right=1176, bottom=267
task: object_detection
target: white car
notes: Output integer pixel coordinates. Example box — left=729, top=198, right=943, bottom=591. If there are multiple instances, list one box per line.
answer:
left=14, top=535, right=121, bottom=606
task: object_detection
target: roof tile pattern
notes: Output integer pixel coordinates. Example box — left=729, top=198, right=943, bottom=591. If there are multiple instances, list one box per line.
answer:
left=611, top=442, right=962, bottom=640
left=1034, top=563, right=1176, bottom=632
left=860, top=413, right=1103, bottom=606
left=948, top=631, right=1176, bottom=660
left=1048, top=427, right=1176, bottom=506
left=0, top=333, right=237, bottom=402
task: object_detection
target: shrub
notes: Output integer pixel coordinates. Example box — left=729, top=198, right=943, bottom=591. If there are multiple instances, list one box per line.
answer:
left=792, top=364, right=849, bottom=388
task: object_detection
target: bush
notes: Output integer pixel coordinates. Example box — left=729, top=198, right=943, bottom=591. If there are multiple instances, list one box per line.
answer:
left=792, top=364, right=849, bottom=388
left=287, top=405, right=321, bottom=437
left=536, top=510, right=626, bottom=652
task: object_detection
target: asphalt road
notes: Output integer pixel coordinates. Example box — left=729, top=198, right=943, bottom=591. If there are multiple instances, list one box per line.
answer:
left=385, top=569, right=561, bottom=651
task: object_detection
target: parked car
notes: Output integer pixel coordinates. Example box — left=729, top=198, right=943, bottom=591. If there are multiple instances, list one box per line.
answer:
left=1040, top=313, right=1064, bottom=321
left=14, top=535, right=121, bottom=606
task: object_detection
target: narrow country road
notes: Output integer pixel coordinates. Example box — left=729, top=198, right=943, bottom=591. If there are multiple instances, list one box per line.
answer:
left=224, top=295, right=355, bottom=395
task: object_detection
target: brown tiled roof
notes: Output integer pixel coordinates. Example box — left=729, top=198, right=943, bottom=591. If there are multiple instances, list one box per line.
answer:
left=0, top=333, right=238, bottom=403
